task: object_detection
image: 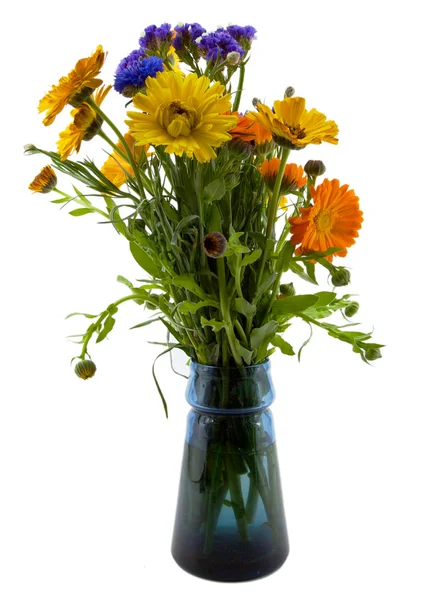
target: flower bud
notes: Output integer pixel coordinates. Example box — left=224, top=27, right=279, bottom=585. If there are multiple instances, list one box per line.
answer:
left=284, top=86, right=295, bottom=98
left=252, top=97, right=262, bottom=107
left=74, top=359, right=97, bottom=380
left=344, top=301, right=359, bottom=318
left=279, top=282, right=295, bottom=297
left=227, top=51, right=241, bottom=66
left=365, top=348, right=382, bottom=361
left=227, top=137, right=253, bottom=160
left=203, top=232, right=227, bottom=258
left=331, top=268, right=351, bottom=287
left=304, top=160, right=326, bottom=177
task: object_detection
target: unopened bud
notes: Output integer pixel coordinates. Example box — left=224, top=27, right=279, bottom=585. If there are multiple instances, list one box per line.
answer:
left=365, top=348, right=382, bottom=361
left=74, top=359, right=97, bottom=380
left=331, top=268, right=351, bottom=287
left=227, top=137, right=253, bottom=160
left=280, top=283, right=295, bottom=297
left=304, top=160, right=326, bottom=177
left=284, top=86, right=295, bottom=98
left=203, top=232, right=228, bottom=258
left=344, top=301, right=359, bottom=318
left=252, top=97, right=261, bottom=107
left=227, top=51, right=241, bottom=66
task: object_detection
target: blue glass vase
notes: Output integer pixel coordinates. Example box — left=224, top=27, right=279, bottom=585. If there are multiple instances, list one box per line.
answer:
left=171, top=361, right=289, bottom=582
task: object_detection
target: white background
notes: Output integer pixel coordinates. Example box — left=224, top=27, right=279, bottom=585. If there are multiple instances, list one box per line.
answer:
left=1, top=0, right=431, bottom=598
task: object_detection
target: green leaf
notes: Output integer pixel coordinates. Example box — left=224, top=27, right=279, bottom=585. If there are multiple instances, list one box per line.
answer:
left=272, top=294, right=319, bottom=315
left=272, top=334, right=295, bottom=356
left=172, top=274, right=208, bottom=301
left=177, top=300, right=219, bottom=314
left=51, top=197, right=71, bottom=204
left=117, top=275, right=134, bottom=289
left=276, top=241, right=295, bottom=272
left=65, top=312, right=98, bottom=320
left=255, top=273, right=277, bottom=301
left=305, top=261, right=318, bottom=284
left=203, top=178, right=226, bottom=202
left=314, top=291, right=337, bottom=306
left=129, top=241, right=161, bottom=278
left=96, top=314, right=116, bottom=343
left=201, top=317, right=225, bottom=332
left=249, top=232, right=266, bottom=249
left=171, top=214, right=199, bottom=245
left=240, top=249, right=261, bottom=267
left=234, top=339, right=253, bottom=365
left=250, top=321, right=279, bottom=361
left=69, top=208, right=94, bottom=217
left=130, top=316, right=162, bottom=330
left=288, top=260, right=318, bottom=285
left=233, top=298, right=256, bottom=318
left=207, top=204, right=222, bottom=232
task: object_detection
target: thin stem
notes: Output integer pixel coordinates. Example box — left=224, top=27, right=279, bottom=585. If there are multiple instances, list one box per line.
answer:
left=232, top=64, right=245, bottom=112
left=217, top=258, right=243, bottom=367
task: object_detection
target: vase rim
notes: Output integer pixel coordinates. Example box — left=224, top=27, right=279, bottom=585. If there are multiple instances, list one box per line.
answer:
left=190, top=358, right=270, bottom=372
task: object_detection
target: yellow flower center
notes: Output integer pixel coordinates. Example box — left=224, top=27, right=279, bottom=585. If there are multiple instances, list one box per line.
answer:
left=314, top=209, right=333, bottom=233
left=157, top=100, right=199, bottom=138
left=288, top=124, right=306, bottom=140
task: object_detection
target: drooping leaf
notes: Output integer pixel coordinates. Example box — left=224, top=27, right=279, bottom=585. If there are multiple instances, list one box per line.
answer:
left=272, top=294, right=319, bottom=315
left=96, top=314, right=116, bottom=343
left=69, top=208, right=94, bottom=217
left=272, top=334, right=295, bottom=356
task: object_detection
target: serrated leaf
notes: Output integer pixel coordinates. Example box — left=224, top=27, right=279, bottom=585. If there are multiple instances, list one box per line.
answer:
left=203, top=178, right=226, bottom=202
left=201, top=317, right=225, bottom=332
left=272, top=334, right=295, bottom=356
left=240, top=249, right=261, bottom=267
left=272, top=294, right=319, bottom=315
left=233, top=298, right=256, bottom=318
left=69, top=208, right=94, bottom=217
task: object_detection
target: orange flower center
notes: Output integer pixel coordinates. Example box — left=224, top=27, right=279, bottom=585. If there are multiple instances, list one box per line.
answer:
left=314, top=209, right=333, bottom=233
left=288, top=124, right=306, bottom=139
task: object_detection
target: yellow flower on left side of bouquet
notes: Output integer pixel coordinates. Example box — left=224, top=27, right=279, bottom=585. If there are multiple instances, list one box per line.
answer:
left=57, top=85, right=111, bottom=161
left=126, top=70, right=238, bottom=162
left=248, top=97, right=338, bottom=149
left=38, top=45, right=106, bottom=126
left=29, top=165, right=57, bottom=193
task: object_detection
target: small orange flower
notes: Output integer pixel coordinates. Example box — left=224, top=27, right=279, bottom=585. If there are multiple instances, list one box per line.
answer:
left=29, top=165, right=57, bottom=193
left=229, top=112, right=272, bottom=146
left=259, top=158, right=307, bottom=194
left=288, top=178, right=363, bottom=261
left=101, top=132, right=149, bottom=188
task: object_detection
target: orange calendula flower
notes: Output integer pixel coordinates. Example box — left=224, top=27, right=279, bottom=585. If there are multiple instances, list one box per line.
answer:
left=259, top=158, right=307, bottom=194
left=57, top=85, right=111, bottom=161
left=101, top=132, right=150, bottom=188
left=229, top=112, right=272, bottom=146
left=29, top=165, right=57, bottom=193
left=38, top=45, right=106, bottom=126
left=248, top=97, right=338, bottom=149
left=288, top=178, right=363, bottom=261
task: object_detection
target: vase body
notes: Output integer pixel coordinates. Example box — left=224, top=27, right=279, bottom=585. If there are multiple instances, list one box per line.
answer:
left=171, top=361, right=289, bottom=582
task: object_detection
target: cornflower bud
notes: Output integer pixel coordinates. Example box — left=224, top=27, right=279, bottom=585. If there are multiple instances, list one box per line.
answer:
left=203, top=232, right=228, bottom=258
left=284, top=86, right=295, bottom=98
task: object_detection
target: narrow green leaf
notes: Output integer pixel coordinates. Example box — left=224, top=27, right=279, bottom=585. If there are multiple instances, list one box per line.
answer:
left=129, top=241, right=161, bottom=278
left=117, top=275, right=134, bottom=289
left=234, top=298, right=256, bottom=318
left=172, top=274, right=208, bottom=300
left=240, top=249, right=261, bottom=267
left=96, top=315, right=116, bottom=343
left=130, top=316, right=162, bottom=330
left=65, top=312, right=98, bottom=320
left=203, top=178, right=226, bottom=202
left=272, top=334, right=295, bottom=356
left=289, top=260, right=318, bottom=285
left=69, top=208, right=94, bottom=217
left=250, top=321, right=279, bottom=362
left=272, top=294, right=319, bottom=315
left=171, top=214, right=199, bottom=245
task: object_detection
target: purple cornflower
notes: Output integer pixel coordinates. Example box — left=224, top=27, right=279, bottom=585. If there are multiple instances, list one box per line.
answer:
left=173, top=22, right=206, bottom=52
left=198, top=30, right=245, bottom=63
left=114, top=49, right=164, bottom=97
left=139, top=23, right=172, bottom=50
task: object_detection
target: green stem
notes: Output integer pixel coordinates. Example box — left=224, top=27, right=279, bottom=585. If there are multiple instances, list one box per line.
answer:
left=217, top=258, right=243, bottom=367
left=232, top=64, right=245, bottom=112
left=225, top=454, right=249, bottom=541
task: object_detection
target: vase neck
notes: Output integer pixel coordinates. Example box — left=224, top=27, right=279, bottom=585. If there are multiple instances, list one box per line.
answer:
left=186, top=361, right=275, bottom=414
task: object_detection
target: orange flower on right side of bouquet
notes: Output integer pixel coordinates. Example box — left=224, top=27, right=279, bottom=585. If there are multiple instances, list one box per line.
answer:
left=288, top=178, right=363, bottom=261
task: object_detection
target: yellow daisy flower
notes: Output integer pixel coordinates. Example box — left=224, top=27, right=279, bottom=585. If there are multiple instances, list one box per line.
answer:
left=38, top=45, right=106, bottom=126
left=126, top=70, right=238, bottom=162
left=165, top=46, right=183, bottom=74
left=57, top=85, right=111, bottom=161
left=29, top=165, right=57, bottom=193
left=101, top=132, right=150, bottom=188
left=248, top=97, right=338, bottom=149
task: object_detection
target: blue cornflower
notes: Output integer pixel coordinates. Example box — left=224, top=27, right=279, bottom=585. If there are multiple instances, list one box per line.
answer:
left=226, top=25, right=257, bottom=50
left=173, top=22, right=206, bottom=51
left=198, top=30, right=245, bottom=63
left=114, top=50, right=164, bottom=97
left=139, top=23, right=172, bottom=50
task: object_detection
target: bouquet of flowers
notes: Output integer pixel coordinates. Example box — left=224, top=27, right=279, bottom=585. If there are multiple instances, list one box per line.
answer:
left=26, top=22, right=383, bottom=580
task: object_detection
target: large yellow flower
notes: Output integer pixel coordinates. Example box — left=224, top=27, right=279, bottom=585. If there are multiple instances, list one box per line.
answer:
left=38, top=46, right=106, bottom=126
left=248, top=97, right=338, bottom=149
left=288, top=178, right=363, bottom=260
left=101, top=132, right=150, bottom=188
left=57, top=86, right=111, bottom=161
left=126, top=70, right=238, bottom=162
